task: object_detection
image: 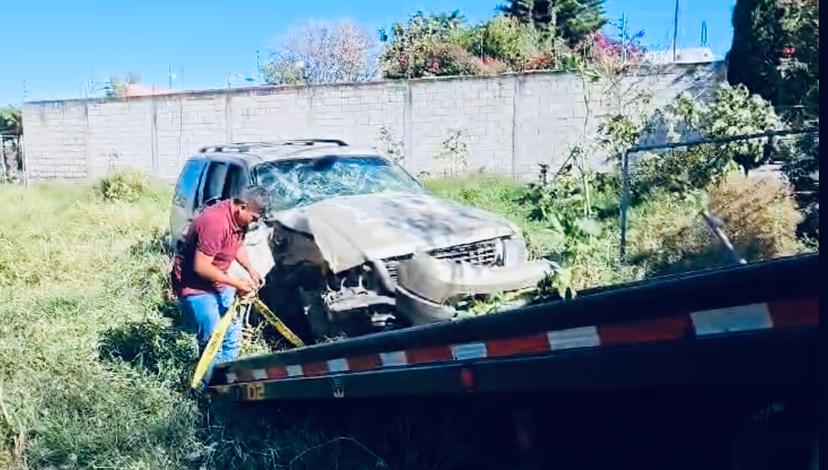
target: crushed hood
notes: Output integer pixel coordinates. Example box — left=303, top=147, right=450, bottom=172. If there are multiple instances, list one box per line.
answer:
left=271, top=192, right=519, bottom=273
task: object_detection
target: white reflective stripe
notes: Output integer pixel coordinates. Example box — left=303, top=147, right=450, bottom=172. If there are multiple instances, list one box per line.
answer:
left=547, top=326, right=601, bottom=350
left=691, top=303, right=772, bottom=335
left=251, top=369, right=268, bottom=380
left=225, top=372, right=238, bottom=384
left=286, top=365, right=304, bottom=377
left=452, top=342, right=488, bottom=361
left=380, top=351, right=408, bottom=367
left=327, top=358, right=349, bottom=373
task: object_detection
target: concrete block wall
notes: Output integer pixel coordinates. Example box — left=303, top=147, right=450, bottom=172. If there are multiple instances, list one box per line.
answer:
left=22, top=62, right=724, bottom=182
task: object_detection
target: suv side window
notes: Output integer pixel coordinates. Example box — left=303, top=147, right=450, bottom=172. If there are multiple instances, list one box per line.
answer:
left=172, top=159, right=206, bottom=210
left=196, top=161, right=246, bottom=208
left=224, top=164, right=246, bottom=199
left=198, top=161, right=229, bottom=207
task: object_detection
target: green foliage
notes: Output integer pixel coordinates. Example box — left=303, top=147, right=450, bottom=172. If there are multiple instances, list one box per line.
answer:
left=728, top=0, right=819, bottom=123
left=435, top=129, right=470, bottom=175
left=554, top=0, right=608, bottom=44
left=520, top=166, right=641, bottom=290
left=0, top=106, right=22, bottom=136
left=461, top=15, right=545, bottom=68
left=379, top=11, right=470, bottom=79
left=632, top=83, right=780, bottom=197
left=779, top=133, right=819, bottom=238
left=378, top=5, right=607, bottom=79
left=627, top=172, right=805, bottom=276
left=499, top=0, right=607, bottom=44
left=94, top=170, right=154, bottom=202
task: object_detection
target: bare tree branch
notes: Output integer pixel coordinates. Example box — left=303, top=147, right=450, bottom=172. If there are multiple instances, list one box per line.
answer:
left=262, top=20, right=380, bottom=85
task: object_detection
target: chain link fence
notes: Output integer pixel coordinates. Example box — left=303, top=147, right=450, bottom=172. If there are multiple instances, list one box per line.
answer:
left=618, top=127, right=818, bottom=273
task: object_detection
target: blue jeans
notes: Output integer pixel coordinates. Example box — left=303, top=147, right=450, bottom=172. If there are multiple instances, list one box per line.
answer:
left=179, top=288, right=240, bottom=387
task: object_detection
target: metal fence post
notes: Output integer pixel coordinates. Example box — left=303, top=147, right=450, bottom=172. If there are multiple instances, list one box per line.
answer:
left=619, top=149, right=630, bottom=260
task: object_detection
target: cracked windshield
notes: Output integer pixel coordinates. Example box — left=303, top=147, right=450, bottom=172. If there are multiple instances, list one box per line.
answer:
left=255, top=156, right=423, bottom=212
left=0, top=0, right=818, bottom=469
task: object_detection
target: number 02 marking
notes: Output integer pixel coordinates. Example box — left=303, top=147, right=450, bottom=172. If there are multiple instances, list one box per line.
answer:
left=245, top=383, right=264, bottom=401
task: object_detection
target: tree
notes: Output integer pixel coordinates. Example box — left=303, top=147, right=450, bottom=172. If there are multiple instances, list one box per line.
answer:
left=0, top=106, right=22, bottom=136
left=379, top=11, right=473, bottom=79
left=727, top=0, right=819, bottom=124
left=107, top=73, right=141, bottom=97
left=499, top=0, right=606, bottom=44
left=555, top=0, right=606, bottom=44
left=261, top=20, right=379, bottom=85
left=499, top=0, right=535, bottom=24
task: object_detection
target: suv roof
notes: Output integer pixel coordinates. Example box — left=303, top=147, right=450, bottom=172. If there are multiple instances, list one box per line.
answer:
left=196, top=139, right=386, bottom=166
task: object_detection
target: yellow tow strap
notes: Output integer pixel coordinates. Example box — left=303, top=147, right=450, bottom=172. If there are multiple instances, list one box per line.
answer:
left=190, top=298, right=241, bottom=389
left=250, top=296, right=306, bottom=349
left=190, top=295, right=305, bottom=390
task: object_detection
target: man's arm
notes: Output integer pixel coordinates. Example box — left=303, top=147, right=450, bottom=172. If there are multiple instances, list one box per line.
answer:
left=194, top=250, right=253, bottom=295
left=235, top=245, right=263, bottom=287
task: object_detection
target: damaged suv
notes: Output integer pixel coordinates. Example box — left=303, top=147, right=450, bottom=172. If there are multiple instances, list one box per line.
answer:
left=170, top=140, right=553, bottom=341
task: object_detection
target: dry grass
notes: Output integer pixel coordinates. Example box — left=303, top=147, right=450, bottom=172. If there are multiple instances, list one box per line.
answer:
left=627, top=171, right=807, bottom=275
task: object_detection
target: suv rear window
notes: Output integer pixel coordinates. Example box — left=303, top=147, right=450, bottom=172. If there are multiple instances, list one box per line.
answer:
left=172, top=159, right=205, bottom=209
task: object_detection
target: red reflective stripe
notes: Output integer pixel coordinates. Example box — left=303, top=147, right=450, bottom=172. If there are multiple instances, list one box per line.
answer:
left=302, top=362, right=329, bottom=377
left=406, top=346, right=453, bottom=364
left=460, top=367, right=475, bottom=390
left=768, top=297, right=819, bottom=327
left=266, top=366, right=288, bottom=380
left=234, top=369, right=256, bottom=382
left=347, top=355, right=382, bottom=371
left=600, top=315, right=693, bottom=346
left=486, top=333, right=550, bottom=357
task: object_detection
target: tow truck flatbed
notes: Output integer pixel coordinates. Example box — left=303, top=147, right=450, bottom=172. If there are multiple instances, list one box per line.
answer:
left=208, top=254, right=819, bottom=402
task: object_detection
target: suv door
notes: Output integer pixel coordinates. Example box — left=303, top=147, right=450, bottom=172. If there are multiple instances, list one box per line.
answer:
left=170, top=158, right=207, bottom=249
left=170, top=157, right=248, bottom=250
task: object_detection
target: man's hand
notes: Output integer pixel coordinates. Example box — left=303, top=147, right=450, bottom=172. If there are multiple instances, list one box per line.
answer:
left=248, top=268, right=264, bottom=289
left=235, top=246, right=264, bottom=290
left=233, top=279, right=255, bottom=297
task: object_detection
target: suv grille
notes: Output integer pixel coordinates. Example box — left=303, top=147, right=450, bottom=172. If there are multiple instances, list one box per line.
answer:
left=383, top=239, right=501, bottom=284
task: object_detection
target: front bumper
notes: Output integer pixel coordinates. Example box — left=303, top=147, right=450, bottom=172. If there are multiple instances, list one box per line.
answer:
left=394, top=253, right=556, bottom=324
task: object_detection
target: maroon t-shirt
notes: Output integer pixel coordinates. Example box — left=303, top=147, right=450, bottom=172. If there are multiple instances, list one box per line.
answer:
left=171, top=200, right=244, bottom=297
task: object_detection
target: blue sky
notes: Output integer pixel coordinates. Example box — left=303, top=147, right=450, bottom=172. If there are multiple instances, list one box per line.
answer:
left=1, top=0, right=735, bottom=105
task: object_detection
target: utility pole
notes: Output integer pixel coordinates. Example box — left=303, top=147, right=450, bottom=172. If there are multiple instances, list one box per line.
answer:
left=672, top=0, right=680, bottom=62
left=700, top=21, right=708, bottom=47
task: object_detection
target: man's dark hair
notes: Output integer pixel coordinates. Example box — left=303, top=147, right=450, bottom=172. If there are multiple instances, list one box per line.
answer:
left=234, top=186, right=270, bottom=213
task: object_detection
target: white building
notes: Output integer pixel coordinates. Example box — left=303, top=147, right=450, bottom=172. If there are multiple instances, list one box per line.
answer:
left=644, top=47, right=717, bottom=65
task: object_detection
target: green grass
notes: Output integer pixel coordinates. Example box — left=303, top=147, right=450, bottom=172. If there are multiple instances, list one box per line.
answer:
left=424, top=175, right=561, bottom=259
left=0, top=175, right=480, bottom=469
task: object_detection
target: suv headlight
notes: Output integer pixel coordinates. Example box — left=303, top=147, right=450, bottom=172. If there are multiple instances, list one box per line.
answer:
left=501, top=236, right=528, bottom=266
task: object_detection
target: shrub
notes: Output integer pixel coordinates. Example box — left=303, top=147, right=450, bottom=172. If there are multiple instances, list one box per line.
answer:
left=424, top=44, right=480, bottom=77
left=379, top=11, right=468, bottom=79
left=628, top=172, right=804, bottom=275
left=631, top=83, right=781, bottom=198
left=461, top=15, right=543, bottom=68
left=706, top=171, right=803, bottom=259
left=779, top=132, right=819, bottom=238
left=94, top=170, right=153, bottom=202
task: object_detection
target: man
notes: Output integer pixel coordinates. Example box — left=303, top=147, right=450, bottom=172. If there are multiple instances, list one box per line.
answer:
left=171, top=186, right=270, bottom=387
